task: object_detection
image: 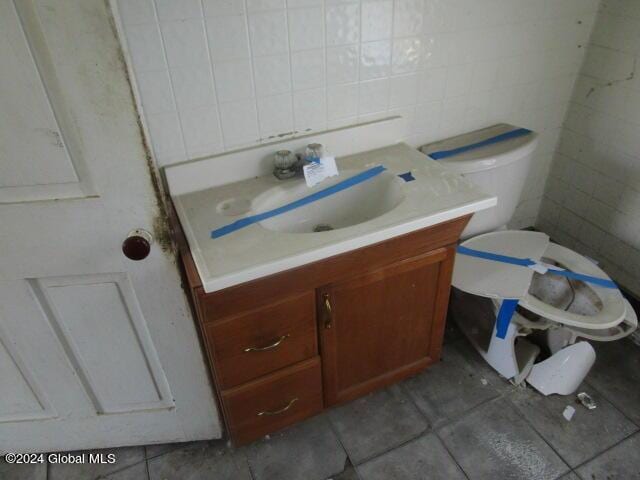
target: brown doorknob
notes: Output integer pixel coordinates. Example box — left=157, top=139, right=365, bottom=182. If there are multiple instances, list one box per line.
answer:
left=122, top=229, right=153, bottom=261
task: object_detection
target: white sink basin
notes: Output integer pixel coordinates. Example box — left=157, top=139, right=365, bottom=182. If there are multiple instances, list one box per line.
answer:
left=252, top=169, right=405, bottom=234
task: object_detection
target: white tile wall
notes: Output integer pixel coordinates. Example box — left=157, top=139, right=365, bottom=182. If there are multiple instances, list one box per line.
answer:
left=115, top=0, right=600, bottom=224
left=537, top=0, right=640, bottom=295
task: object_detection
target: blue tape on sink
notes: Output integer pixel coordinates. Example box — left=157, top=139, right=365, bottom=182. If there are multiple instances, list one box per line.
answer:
left=428, top=128, right=532, bottom=160
left=211, top=165, right=387, bottom=239
left=398, top=171, right=415, bottom=182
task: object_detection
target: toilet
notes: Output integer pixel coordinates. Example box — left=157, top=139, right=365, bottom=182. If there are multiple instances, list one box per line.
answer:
left=420, top=124, right=638, bottom=395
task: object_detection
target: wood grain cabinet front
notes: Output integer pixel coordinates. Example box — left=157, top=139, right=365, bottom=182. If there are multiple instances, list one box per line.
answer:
left=204, top=291, right=317, bottom=389
left=221, top=357, right=323, bottom=445
left=318, top=247, right=454, bottom=407
left=178, top=215, right=470, bottom=446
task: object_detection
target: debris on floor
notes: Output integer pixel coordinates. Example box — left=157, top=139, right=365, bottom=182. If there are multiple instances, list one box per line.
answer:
left=563, top=405, right=576, bottom=421
left=577, top=392, right=597, bottom=410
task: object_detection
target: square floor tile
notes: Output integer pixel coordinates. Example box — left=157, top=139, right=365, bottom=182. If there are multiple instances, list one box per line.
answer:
left=327, top=385, right=429, bottom=464
left=357, top=433, right=466, bottom=480
left=332, top=459, right=361, bottom=480
left=402, top=341, right=502, bottom=427
left=439, top=398, right=569, bottom=480
left=145, top=442, right=184, bottom=459
left=148, top=441, right=250, bottom=480
left=509, top=383, right=638, bottom=467
left=558, top=473, right=581, bottom=480
left=576, top=432, right=640, bottom=479
left=587, top=339, right=640, bottom=424
left=452, top=336, right=517, bottom=394
left=0, top=461, right=46, bottom=480
left=243, top=415, right=346, bottom=480
left=103, top=462, right=149, bottom=480
left=49, top=447, right=145, bottom=480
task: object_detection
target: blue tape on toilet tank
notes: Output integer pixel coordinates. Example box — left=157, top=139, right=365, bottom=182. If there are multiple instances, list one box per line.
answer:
left=211, top=165, right=387, bottom=239
left=428, top=128, right=532, bottom=160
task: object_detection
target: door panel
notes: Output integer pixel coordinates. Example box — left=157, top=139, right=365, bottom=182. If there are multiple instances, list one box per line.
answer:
left=29, top=274, right=174, bottom=414
left=319, top=248, right=453, bottom=406
left=0, top=0, right=94, bottom=203
left=0, top=323, right=55, bottom=423
left=0, top=0, right=220, bottom=453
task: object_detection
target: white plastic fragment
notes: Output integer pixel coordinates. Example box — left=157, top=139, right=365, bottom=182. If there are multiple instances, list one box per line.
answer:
left=480, top=378, right=488, bottom=386
left=528, top=260, right=565, bottom=275
left=563, top=405, right=576, bottom=421
left=577, top=392, right=597, bottom=410
left=528, top=262, right=549, bottom=274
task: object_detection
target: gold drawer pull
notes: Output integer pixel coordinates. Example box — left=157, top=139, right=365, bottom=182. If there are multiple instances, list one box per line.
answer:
left=244, top=334, right=290, bottom=353
left=257, top=398, right=298, bottom=417
left=323, top=293, right=332, bottom=329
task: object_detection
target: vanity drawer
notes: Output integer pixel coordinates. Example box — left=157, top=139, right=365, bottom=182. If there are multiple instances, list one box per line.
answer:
left=205, top=291, right=317, bottom=389
left=222, top=357, right=323, bottom=445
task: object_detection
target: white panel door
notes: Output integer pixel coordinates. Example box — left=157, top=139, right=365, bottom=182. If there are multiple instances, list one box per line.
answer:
left=0, top=0, right=221, bottom=453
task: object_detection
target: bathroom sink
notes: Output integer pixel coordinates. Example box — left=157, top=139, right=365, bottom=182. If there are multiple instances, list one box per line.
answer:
left=252, top=169, right=405, bottom=233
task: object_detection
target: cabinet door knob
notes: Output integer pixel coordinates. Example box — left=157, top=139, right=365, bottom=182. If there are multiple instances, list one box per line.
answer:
left=122, top=229, right=153, bottom=261
left=323, top=293, right=332, bottom=329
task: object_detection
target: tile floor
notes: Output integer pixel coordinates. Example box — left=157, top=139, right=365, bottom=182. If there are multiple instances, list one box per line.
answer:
left=3, top=321, right=640, bottom=480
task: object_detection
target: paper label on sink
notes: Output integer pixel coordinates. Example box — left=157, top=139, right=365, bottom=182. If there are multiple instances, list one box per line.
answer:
left=303, top=156, right=339, bottom=187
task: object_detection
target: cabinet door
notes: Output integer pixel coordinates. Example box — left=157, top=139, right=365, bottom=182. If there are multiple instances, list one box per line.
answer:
left=319, top=247, right=454, bottom=406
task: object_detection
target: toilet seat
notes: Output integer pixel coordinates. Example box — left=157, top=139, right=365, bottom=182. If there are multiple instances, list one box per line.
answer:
left=453, top=230, right=627, bottom=332
left=518, top=242, right=626, bottom=330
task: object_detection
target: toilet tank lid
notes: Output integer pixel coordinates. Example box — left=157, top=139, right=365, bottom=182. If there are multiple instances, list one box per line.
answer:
left=420, top=123, right=538, bottom=174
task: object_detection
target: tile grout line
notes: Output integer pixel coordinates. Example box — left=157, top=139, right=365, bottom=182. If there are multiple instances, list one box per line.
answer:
left=151, top=0, right=189, bottom=160
left=199, top=0, right=228, bottom=152
left=432, top=429, right=471, bottom=480
left=323, top=385, right=430, bottom=469
left=583, top=378, right=640, bottom=430
left=502, top=393, right=574, bottom=475
left=568, top=429, right=640, bottom=474
left=395, top=355, right=477, bottom=479
left=322, top=412, right=364, bottom=477
left=337, top=377, right=472, bottom=478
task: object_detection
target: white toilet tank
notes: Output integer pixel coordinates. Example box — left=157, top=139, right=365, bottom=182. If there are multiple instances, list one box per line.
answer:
left=420, top=124, right=538, bottom=239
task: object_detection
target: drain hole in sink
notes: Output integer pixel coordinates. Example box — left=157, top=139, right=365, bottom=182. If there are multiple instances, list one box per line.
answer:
left=313, top=223, right=334, bottom=232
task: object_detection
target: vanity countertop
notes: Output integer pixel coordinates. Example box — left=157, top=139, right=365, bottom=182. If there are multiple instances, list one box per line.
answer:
left=172, top=142, right=496, bottom=293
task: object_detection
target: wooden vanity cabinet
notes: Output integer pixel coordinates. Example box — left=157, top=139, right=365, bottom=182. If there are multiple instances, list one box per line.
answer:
left=318, top=247, right=453, bottom=406
left=177, top=215, right=470, bottom=446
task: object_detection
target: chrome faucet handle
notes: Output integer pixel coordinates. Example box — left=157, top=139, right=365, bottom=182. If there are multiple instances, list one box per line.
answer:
left=273, top=150, right=297, bottom=179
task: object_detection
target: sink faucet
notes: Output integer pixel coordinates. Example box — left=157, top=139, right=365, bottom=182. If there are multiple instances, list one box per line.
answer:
left=273, top=144, right=324, bottom=179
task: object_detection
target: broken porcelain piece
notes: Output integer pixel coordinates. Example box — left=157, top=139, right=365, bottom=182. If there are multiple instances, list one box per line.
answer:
left=563, top=405, right=576, bottom=421
left=577, top=392, right=597, bottom=410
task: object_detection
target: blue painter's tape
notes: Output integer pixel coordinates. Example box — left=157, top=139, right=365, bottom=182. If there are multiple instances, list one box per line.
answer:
left=547, top=269, right=618, bottom=289
left=211, top=165, right=387, bottom=239
left=496, top=299, right=519, bottom=339
left=428, top=128, right=532, bottom=160
left=398, top=171, right=415, bottom=182
left=455, top=245, right=618, bottom=289
left=456, top=245, right=536, bottom=268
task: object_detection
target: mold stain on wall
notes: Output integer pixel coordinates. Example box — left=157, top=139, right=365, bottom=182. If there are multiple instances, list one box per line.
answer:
left=106, top=2, right=174, bottom=256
